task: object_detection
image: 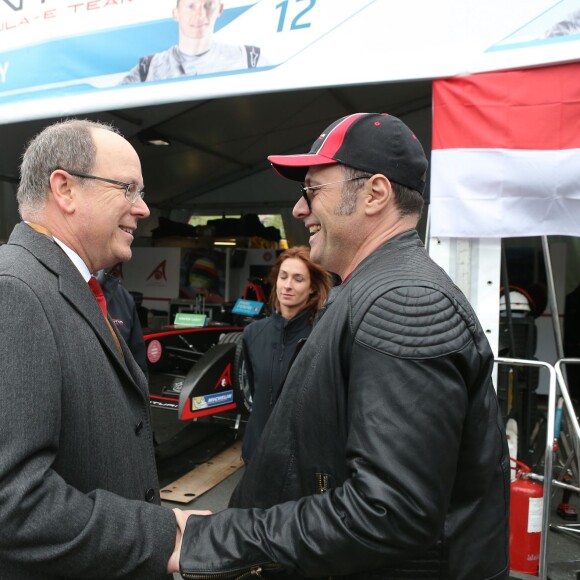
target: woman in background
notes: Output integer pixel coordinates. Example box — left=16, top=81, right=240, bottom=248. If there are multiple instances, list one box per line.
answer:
left=241, top=246, right=332, bottom=463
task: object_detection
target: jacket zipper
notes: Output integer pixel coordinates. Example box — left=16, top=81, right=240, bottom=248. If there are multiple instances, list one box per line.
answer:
left=315, top=474, right=334, bottom=580
left=316, top=473, right=330, bottom=495
left=182, top=563, right=283, bottom=579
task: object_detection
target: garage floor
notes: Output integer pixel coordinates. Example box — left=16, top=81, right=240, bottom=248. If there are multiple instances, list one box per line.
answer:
left=539, top=495, right=580, bottom=580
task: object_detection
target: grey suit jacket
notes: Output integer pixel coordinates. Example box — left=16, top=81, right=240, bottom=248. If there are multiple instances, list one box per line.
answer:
left=0, top=223, right=175, bottom=579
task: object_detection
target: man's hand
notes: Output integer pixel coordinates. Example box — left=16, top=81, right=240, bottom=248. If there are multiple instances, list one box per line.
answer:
left=166, top=508, right=212, bottom=573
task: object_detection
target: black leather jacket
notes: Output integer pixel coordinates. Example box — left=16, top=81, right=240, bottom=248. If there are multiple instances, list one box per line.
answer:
left=180, top=230, right=510, bottom=580
left=242, top=309, right=312, bottom=463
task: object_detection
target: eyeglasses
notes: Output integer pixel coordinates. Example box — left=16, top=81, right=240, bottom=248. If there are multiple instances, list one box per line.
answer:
left=61, top=169, right=145, bottom=204
left=299, top=176, right=369, bottom=209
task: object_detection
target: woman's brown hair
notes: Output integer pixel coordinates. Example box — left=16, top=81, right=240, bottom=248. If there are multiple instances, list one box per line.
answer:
left=268, top=246, right=332, bottom=323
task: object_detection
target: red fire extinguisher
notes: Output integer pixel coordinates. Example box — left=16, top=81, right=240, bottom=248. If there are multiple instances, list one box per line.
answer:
left=510, top=459, right=544, bottom=576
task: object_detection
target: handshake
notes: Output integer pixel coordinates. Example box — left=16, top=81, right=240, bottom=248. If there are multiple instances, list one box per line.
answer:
left=167, top=508, right=212, bottom=574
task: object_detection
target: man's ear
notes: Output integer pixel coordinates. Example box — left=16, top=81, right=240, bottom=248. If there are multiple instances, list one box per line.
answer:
left=49, top=170, right=76, bottom=215
left=364, top=174, right=392, bottom=216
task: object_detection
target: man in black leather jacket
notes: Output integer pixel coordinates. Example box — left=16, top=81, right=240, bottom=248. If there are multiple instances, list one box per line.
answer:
left=173, top=113, right=510, bottom=579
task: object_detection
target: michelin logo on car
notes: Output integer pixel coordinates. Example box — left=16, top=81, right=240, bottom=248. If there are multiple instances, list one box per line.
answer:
left=192, top=390, right=234, bottom=410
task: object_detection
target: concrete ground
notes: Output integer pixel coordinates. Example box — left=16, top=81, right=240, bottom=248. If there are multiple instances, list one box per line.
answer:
left=540, top=492, right=580, bottom=580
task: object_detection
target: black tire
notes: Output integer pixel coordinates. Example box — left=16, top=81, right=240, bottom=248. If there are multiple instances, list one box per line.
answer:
left=219, top=332, right=252, bottom=413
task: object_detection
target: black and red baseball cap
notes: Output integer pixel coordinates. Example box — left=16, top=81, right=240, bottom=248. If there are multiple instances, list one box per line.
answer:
left=267, top=112, right=428, bottom=194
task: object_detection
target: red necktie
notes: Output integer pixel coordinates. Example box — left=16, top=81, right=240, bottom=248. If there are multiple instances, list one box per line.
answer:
left=88, top=276, right=108, bottom=318
left=87, top=276, right=124, bottom=358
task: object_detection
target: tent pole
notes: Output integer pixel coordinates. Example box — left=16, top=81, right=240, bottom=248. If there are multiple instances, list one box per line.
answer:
left=500, top=239, right=517, bottom=358
left=541, top=236, right=564, bottom=359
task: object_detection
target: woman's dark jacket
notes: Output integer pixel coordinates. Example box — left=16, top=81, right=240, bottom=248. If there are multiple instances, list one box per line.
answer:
left=241, top=308, right=312, bottom=462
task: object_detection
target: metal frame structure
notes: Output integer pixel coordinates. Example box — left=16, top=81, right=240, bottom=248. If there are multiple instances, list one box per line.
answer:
left=496, top=357, right=557, bottom=580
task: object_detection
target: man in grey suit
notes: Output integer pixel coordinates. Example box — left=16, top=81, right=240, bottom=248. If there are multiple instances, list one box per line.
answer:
left=0, top=119, right=203, bottom=578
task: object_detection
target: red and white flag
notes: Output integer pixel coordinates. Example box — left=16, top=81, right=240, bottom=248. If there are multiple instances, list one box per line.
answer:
left=430, top=61, right=580, bottom=238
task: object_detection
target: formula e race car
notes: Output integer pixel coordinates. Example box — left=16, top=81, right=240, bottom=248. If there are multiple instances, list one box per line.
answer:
left=143, top=290, right=270, bottom=427
left=145, top=325, right=252, bottom=424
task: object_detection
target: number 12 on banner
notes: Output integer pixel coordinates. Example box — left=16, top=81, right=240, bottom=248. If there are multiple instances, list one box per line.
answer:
left=276, top=0, right=316, bottom=32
